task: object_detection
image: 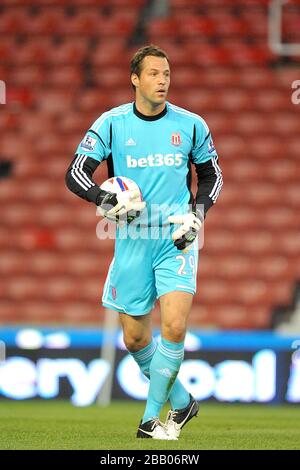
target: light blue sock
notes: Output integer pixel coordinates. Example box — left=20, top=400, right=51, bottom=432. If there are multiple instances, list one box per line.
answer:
left=130, top=338, right=157, bottom=379
left=130, top=338, right=190, bottom=412
left=141, top=337, right=185, bottom=423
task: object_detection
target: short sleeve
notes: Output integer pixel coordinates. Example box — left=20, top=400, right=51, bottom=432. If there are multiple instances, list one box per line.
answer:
left=75, top=114, right=112, bottom=162
left=191, top=117, right=218, bottom=165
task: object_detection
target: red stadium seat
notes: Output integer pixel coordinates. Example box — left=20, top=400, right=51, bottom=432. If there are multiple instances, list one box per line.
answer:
left=76, top=90, right=114, bottom=112
left=216, top=135, right=248, bottom=157
left=218, top=89, right=253, bottom=111
left=176, top=89, right=216, bottom=112
left=243, top=12, right=268, bottom=38
left=48, top=39, right=89, bottom=65
left=227, top=44, right=274, bottom=66
left=93, top=67, right=131, bottom=88
left=9, top=65, right=45, bottom=87
left=178, top=16, right=215, bottom=37
left=204, top=68, right=238, bottom=87
left=46, top=66, right=82, bottom=88
left=255, top=90, right=292, bottom=111
left=0, top=303, right=24, bottom=323
left=147, top=17, right=179, bottom=38
left=92, top=40, right=128, bottom=67
left=187, top=43, right=231, bottom=66
left=271, top=114, right=300, bottom=135
left=246, top=135, right=284, bottom=159
left=211, top=15, right=248, bottom=37
left=94, top=15, right=135, bottom=37
left=13, top=38, right=54, bottom=65
left=238, top=68, right=275, bottom=88
left=194, top=305, right=272, bottom=330
left=24, top=9, right=66, bottom=35
left=101, top=0, right=145, bottom=5
left=0, top=8, right=26, bottom=34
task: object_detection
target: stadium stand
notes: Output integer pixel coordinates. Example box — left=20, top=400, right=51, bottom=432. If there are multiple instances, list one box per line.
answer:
left=0, top=0, right=299, bottom=329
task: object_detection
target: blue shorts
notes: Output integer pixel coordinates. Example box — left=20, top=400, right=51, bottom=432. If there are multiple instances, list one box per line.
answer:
left=102, top=226, right=199, bottom=316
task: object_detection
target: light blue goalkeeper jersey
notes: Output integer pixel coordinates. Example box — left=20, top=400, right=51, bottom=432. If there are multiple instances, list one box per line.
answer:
left=75, top=101, right=219, bottom=225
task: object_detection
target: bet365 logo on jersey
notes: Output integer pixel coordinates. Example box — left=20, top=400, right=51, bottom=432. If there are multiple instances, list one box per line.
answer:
left=126, top=153, right=183, bottom=168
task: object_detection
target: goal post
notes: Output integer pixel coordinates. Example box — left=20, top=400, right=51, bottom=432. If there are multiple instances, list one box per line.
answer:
left=269, top=0, right=300, bottom=55
left=97, top=308, right=120, bottom=406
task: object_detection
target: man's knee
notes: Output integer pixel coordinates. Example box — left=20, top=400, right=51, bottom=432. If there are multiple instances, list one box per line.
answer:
left=123, top=332, right=151, bottom=352
left=162, top=320, right=186, bottom=343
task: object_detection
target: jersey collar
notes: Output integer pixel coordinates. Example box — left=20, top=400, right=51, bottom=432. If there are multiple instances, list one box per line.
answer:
left=133, top=102, right=168, bottom=121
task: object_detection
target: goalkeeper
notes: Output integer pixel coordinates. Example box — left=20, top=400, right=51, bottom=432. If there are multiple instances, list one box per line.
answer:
left=65, top=45, right=223, bottom=440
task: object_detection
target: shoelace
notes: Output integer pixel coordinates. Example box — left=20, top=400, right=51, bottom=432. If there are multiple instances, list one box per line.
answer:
left=151, top=418, right=164, bottom=430
left=166, top=410, right=178, bottom=422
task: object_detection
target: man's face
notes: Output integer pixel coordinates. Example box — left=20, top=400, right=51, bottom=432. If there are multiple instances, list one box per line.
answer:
left=132, top=56, right=170, bottom=105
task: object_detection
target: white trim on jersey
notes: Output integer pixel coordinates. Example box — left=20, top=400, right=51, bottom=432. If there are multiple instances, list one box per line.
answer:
left=168, top=103, right=210, bottom=134
left=175, top=285, right=196, bottom=292
left=77, top=154, right=96, bottom=187
left=169, top=103, right=222, bottom=204
left=70, top=154, right=95, bottom=191
left=102, top=258, right=127, bottom=312
left=92, top=103, right=133, bottom=134
left=71, top=155, right=88, bottom=190
left=209, top=156, right=223, bottom=203
left=102, top=257, right=115, bottom=302
left=102, top=299, right=126, bottom=312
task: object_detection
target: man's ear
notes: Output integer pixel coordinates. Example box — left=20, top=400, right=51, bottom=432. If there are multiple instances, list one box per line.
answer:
left=131, top=73, right=139, bottom=88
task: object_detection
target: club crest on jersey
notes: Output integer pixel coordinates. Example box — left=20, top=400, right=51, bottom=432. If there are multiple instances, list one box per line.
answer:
left=171, top=133, right=181, bottom=146
left=112, top=287, right=117, bottom=300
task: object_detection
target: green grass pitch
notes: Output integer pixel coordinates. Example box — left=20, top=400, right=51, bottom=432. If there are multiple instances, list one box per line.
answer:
left=0, top=401, right=299, bottom=450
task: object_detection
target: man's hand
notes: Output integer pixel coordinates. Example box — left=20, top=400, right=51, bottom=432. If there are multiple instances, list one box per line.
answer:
left=168, top=213, right=202, bottom=251
left=97, top=188, right=146, bottom=220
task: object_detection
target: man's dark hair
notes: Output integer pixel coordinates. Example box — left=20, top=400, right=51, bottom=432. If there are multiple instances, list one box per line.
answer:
left=130, top=44, right=169, bottom=89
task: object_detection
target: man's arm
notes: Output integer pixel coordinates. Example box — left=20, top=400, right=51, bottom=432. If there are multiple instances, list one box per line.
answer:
left=169, top=120, right=223, bottom=251
left=65, top=120, right=117, bottom=207
left=168, top=156, right=223, bottom=251
left=65, top=153, right=107, bottom=205
left=193, top=155, right=223, bottom=222
left=65, top=154, right=145, bottom=217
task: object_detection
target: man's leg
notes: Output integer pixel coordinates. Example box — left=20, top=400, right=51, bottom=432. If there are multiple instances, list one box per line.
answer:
left=119, top=312, right=174, bottom=439
left=119, top=308, right=190, bottom=406
left=119, top=311, right=152, bottom=354
left=159, top=291, right=199, bottom=439
left=160, top=293, right=193, bottom=410
left=141, top=291, right=192, bottom=423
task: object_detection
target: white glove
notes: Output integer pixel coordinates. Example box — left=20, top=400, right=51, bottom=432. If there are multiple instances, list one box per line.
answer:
left=97, top=188, right=146, bottom=218
left=106, top=189, right=145, bottom=217
left=168, top=213, right=202, bottom=251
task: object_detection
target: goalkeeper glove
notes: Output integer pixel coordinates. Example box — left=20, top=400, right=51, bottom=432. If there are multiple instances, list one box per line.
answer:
left=168, top=213, right=202, bottom=251
left=97, top=189, right=146, bottom=223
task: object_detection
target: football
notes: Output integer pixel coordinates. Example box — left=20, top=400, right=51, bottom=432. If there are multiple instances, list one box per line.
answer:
left=97, top=176, right=143, bottom=224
